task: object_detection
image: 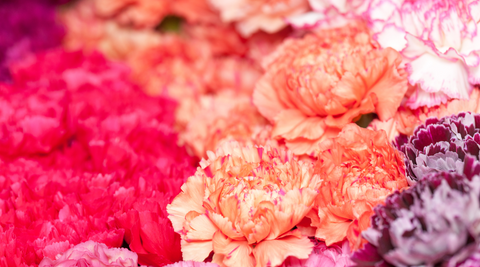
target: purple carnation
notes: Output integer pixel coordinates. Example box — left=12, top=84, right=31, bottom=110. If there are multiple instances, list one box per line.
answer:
left=351, top=158, right=480, bottom=267
left=0, top=0, right=66, bottom=81
left=395, top=112, right=480, bottom=185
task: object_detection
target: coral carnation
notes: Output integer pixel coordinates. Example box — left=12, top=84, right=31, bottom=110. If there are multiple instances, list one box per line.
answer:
left=39, top=241, right=138, bottom=267
left=311, top=124, right=408, bottom=250
left=367, top=0, right=480, bottom=108
left=254, top=23, right=408, bottom=155
left=168, top=142, right=321, bottom=267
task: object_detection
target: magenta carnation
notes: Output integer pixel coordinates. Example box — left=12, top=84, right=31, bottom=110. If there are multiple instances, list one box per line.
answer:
left=0, top=0, right=66, bottom=82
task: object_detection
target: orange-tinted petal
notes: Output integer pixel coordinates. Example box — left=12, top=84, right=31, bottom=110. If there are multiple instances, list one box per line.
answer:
left=212, top=231, right=255, bottom=267
left=253, top=230, right=313, bottom=267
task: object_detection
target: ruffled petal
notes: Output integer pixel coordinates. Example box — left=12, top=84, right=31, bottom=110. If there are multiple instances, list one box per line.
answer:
left=212, top=231, right=255, bottom=267
left=253, top=230, right=314, bottom=267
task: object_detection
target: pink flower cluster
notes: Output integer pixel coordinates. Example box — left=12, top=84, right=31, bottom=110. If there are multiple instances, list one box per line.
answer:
left=0, top=49, right=197, bottom=266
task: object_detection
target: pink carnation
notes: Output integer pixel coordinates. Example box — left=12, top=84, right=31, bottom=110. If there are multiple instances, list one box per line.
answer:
left=367, top=0, right=480, bottom=108
left=165, top=262, right=220, bottom=267
left=280, top=240, right=352, bottom=267
left=0, top=84, right=68, bottom=158
left=0, top=49, right=196, bottom=266
left=39, top=241, right=138, bottom=267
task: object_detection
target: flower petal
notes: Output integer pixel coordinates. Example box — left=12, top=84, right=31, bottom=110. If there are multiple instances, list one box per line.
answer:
left=212, top=231, right=255, bottom=267
left=253, top=230, right=313, bottom=267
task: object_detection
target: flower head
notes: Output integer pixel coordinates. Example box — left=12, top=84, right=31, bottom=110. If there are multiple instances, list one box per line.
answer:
left=352, top=167, right=480, bottom=266
left=395, top=112, right=480, bottom=185
left=168, top=142, right=322, bottom=267
left=166, top=262, right=220, bottom=267
left=181, top=92, right=268, bottom=158
left=39, top=241, right=139, bottom=267
left=208, top=0, right=310, bottom=36
left=280, top=239, right=352, bottom=267
left=367, top=0, right=480, bottom=108
left=254, top=23, right=408, bottom=155
left=0, top=0, right=65, bottom=81
left=288, top=0, right=371, bottom=30
left=311, top=124, right=408, bottom=250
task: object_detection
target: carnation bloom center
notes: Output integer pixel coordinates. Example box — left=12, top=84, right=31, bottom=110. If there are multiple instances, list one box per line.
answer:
left=202, top=158, right=314, bottom=244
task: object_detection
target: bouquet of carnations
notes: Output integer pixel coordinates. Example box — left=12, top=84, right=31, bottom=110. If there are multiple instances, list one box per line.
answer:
left=2, top=0, right=480, bottom=266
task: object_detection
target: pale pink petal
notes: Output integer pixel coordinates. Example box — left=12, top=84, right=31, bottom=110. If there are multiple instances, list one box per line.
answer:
left=374, top=24, right=407, bottom=52
left=406, top=53, right=471, bottom=100
left=181, top=240, right=214, bottom=262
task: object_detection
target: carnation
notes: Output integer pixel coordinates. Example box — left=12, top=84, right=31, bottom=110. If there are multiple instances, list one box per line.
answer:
left=208, top=0, right=310, bottom=36
left=0, top=0, right=65, bottom=81
left=39, top=241, right=138, bottom=267
left=352, top=169, right=480, bottom=266
left=92, top=0, right=218, bottom=28
left=395, top=112, right=480, bottom=185
left=254, top=23, right=408, bottom=155
left=0, top=84, right=68, bottom=158
left=0, top=159, right=125, bottom=265
left=280, top=239, right=352, bottom=267
left=0, top=49, right=197, bottom=265
left=165, top=262, right=220, bottom=267
left=168, top=142, right=322, bottom=267
left=181, top=92, right=268, bottom=158
left=8, top=49, right=197, bottom=174
left=92, top=0, right=171, bottom=28
left=310, top=124, right=408, bottom=250
left=367, top=0, right=480, bottom=108
left=288, top=0, right=371, bottom=30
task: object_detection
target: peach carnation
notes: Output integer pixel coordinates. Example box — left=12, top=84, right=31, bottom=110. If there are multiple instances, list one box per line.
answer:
left=93, top=0, right=170, bottom=28
left=181, top=92, right=268, bottom=158
left=167, top=142, right=321, bottom=267
left=60, top=0, right=164, bottom=61
left=93, top=0, right=219, bottom=27
left=208, top=0, right=310, bottom=37
left=310, top=124, right=408, bottom=250
left=253, top=23, right=408, bottom=155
